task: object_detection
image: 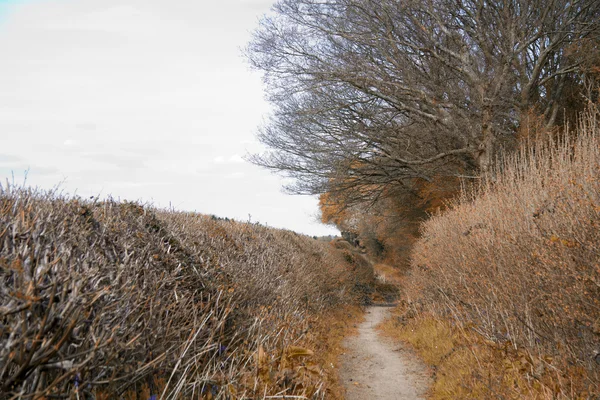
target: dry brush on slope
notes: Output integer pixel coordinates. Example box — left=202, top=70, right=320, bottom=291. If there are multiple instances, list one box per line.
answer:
left=0, top=185, right=376, bottom=399
left=402, top=109, right=600, bottom=397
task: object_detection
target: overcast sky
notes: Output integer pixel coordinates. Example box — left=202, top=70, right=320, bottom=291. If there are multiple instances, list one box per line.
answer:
left=0, top=0, right=339, bottom=236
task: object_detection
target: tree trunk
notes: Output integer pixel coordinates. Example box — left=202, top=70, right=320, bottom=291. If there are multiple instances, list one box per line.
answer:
left=476, top=107, right=494, bottom=174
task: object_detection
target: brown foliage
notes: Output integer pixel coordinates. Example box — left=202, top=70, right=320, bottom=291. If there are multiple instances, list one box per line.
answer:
left=319, top=192, right=352, bottom=231
left=0, top=187, right=376, bottom=399
left=318, top=179, right=458, bottom=268
left=413, top=175, right=463, bottom=215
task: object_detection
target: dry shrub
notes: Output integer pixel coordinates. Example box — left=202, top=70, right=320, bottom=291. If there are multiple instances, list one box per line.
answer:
left=0, top=186, right=375, bottom=399
left=157, top=211, right=377, bottom=397
left=158, top=212, right=373, bottom=309
left=0, top=188, right=232, bottom=399
left=407, top=108, right=600, bottom=397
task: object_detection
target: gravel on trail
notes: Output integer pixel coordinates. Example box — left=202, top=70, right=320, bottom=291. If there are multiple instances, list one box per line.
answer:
left=340, top=305, right=431, bottom=400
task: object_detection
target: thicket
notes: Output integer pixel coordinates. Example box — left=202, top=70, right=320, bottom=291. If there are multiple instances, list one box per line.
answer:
left=0, top=186, right=376, bottom=399
left=402, top=110, right=600, bottom=397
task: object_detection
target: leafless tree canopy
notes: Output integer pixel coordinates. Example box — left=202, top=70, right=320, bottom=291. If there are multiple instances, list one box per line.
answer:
left=247, top=0, right=600, bottom=205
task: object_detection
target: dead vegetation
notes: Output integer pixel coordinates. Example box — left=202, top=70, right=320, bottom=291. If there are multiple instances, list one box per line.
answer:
left=0, top=185, right=376, bottom=399
left=395, top=109, right=600, bottom=398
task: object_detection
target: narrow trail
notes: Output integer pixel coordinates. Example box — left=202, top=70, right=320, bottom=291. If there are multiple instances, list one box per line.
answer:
left=340, top=305, right=431, bottom=400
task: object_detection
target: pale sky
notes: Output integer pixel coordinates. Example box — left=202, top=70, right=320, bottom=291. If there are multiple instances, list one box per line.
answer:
left=0, top=0, right=339, bottom=236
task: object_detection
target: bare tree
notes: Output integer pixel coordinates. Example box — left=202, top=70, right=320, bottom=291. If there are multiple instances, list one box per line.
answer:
left=247, top=0, right=600, bottom=205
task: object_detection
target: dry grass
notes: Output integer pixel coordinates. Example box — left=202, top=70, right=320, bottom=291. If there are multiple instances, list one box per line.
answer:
left=372, top=263, right=405, bottom=285
left=0, top=186, right=376, bottom=399
left=380, top=307, right=562, bottom=399
left=403, top=108, right=600, bottom=398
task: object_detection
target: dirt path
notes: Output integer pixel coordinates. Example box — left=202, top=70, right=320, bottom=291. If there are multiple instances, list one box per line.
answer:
left=340, top=305, right=431, bottom=400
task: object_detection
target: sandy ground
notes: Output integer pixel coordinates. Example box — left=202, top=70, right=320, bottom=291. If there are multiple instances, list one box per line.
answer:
left=340, top=305, right=431, bottom=400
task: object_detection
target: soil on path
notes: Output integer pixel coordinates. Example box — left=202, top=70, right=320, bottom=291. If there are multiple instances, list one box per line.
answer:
left=340, top=305, right=431, bottom=400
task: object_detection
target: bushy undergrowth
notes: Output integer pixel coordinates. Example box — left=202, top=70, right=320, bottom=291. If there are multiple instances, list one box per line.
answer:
left=0, top=186, right=375, bottom=399
left=406, top=110, right=600, bottom=397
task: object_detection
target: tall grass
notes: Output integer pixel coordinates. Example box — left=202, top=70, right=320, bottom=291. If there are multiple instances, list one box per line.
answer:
left=0, top=186, right=375, bottom=399
left=407, top=108, right=600, bottom=397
